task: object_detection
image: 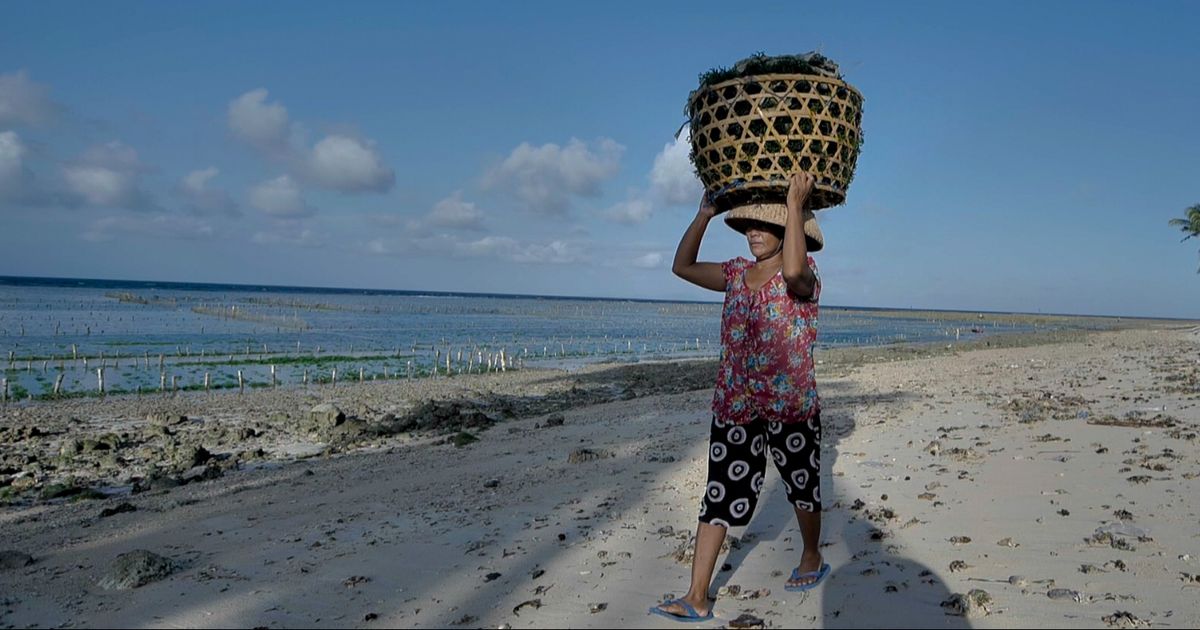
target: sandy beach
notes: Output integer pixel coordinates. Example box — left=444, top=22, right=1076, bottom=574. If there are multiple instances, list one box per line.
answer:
left=2, top=322, right=1199, bottom=628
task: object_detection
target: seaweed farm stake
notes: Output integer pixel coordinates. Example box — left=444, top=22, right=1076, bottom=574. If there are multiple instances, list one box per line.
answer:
left=53, top=373, right=63, bottom=395
left=204, top=372, right=210, bottom=391
left=271, top=364, right=277, bottom=388
left=331, top=368, right=338, bottom=386
left=359, top=367, right=364, bottom=382
left=96, top=367, right=104, bottom=395
left=2, top=378, right=7, bottom=403
left=160, top=372, right=166, bottom=393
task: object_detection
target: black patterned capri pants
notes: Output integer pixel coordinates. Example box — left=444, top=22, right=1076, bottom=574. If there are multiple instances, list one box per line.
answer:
left=699, top=412, right=822, bottom=528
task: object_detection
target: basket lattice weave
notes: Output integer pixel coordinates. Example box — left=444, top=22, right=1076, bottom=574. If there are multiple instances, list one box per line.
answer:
left=687, top=73, right=864, bottom=211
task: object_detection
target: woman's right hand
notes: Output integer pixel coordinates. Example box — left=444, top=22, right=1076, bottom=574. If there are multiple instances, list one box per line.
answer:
left=697, top=193, right=717, bottom=221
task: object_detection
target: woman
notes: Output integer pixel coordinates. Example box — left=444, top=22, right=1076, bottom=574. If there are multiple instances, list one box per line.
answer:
left=651, top=172, right=827, bottom=622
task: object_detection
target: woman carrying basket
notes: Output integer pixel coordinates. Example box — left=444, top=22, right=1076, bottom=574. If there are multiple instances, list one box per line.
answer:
left=651, top=172, right=828, bottom=622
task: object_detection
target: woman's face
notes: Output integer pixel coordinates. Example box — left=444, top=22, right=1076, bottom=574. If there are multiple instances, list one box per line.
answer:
left=744, top=221, right=784, bottom=261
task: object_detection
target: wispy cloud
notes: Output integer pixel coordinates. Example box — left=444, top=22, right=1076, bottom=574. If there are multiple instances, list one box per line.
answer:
left=630, top=251, right=664, bottom=269
left=248, top=174, right=313, bottom=218
left=61, top=141, right=158, bottom=211
left=227, top=88, right=293, bottom=154
left=604, top=198, right=653, bottom=225
left=82, top=213, right=215, bottom=242
left=227, top=88, right=395, bottom=194
left=251, top=218, right=323, bottom=247
left=483, top=138, right=623, bottom=215
left=649, top=125, right=702, bottom=206
left=0, top=70, right=61, bottom=127
left=177, top=167, right=239, bottom=216
left=364, top=232, right=589, bottom=265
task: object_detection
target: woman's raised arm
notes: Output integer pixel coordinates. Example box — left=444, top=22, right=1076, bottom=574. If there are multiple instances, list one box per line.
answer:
left=672, top=194, right=726, bottom=292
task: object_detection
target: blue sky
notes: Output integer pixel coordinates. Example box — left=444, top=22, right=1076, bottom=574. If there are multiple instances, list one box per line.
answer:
left=2, top=1, right=1198, bottom=318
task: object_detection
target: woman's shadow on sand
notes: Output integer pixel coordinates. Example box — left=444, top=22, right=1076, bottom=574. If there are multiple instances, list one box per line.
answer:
left=710, top=383, right=973, bottom=628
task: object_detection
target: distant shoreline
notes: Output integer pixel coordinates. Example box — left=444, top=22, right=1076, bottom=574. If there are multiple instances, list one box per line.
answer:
left=1, top=274, right=1193, bottom=321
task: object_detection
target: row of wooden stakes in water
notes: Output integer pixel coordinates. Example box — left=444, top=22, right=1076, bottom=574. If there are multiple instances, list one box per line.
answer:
left=0, top=353, right=526, bottom=402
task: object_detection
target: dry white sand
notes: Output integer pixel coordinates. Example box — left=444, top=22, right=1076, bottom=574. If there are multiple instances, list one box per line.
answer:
left=2, top=326, right=1198, bottom=628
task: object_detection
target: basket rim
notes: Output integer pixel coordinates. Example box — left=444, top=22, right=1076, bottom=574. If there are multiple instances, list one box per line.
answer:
left=688, top=73, right=863, bottom=111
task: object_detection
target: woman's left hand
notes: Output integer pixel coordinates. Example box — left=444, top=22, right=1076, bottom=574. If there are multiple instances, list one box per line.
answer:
left=787, top=172, right=816, bottom=211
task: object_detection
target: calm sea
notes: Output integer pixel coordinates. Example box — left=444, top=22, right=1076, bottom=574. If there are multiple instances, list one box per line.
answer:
left=0, top=276, right=1105, bottom=399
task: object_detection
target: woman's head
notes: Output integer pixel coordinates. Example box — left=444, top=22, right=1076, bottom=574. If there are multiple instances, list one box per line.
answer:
left=724, top=203, right=824, bottom=255
left=740, top=219, right=785, bottom=261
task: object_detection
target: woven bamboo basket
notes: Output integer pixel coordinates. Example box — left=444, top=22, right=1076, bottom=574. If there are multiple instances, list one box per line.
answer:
left=687, top=73, right=864, bottom=211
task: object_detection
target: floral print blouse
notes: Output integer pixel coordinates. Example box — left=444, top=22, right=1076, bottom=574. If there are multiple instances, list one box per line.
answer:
left=712, top=256, right=821, bottom=425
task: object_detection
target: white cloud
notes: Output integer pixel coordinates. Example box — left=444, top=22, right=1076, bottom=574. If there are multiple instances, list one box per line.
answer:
left=427, top=191, right=484, bottom=230
left=82, top=213, right=215, bottom=242
left=379, top=192, right=487, bottom=235
left=0, top=70, right=58, bottom=126
left=631, top=252, right=664, bottom=269
left=650, top=126, right=703, bottom=206
left=228, top=88, right=291, bottom=153
left=456, top=235, right=587, bottom=264
left=455, top=235, right=518, bottom=257
left=228, top=89, right=395, bottom=194
left=251, top=221, right=322, bottom=247
left=306, top=134, right=394, bottom=192
left=605, top=198, right=653, bottom=224
left=483, top=138, right=623, bottom=215
left=0, top=130, right=28, bottom=194
left=64, top=165, right=128, bottom=205
left=365, top=231, right=587, bottom=265
left=178, top=167, right=239, bottom=216
left=513, top=239, right=585, bottom=264
left=182, top=167, right=218, bottom=193
left=62, top=141, right=154, bottom=209
left=248, top=175, right=313, bottom=218
left=366, top=238, right=390, bottom=255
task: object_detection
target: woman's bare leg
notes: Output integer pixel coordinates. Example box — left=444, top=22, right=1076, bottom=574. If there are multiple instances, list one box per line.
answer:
left=787, top=506, right=824, bottom=587
left=655, top=521, right=726, bottom=616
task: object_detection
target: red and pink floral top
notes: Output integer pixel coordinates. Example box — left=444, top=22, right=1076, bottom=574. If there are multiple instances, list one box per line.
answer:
left=712, top=256, right=821, bottom=425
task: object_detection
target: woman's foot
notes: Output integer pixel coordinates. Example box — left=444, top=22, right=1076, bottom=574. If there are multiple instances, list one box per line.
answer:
left=787, top=551, right=825, bottom=589
left=652, top=594, right=712, bottom=620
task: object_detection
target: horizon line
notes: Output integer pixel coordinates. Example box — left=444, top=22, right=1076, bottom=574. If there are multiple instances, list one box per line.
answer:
left=0, top=273, right=1192, bottom=322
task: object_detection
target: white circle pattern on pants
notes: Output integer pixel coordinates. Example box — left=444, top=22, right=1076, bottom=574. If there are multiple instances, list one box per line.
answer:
left=706, top=481, right=726, bottom=503
left=791, top=469, right=809, bottom=490
left=728, top=460, right=750, bottom=481
left=701, top=414, right=821, bottom=526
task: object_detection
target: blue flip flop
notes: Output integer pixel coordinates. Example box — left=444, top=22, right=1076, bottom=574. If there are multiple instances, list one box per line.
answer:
left=784, top=562, right=831, bottom=592
left=648, top=598, right=714, bottom=623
